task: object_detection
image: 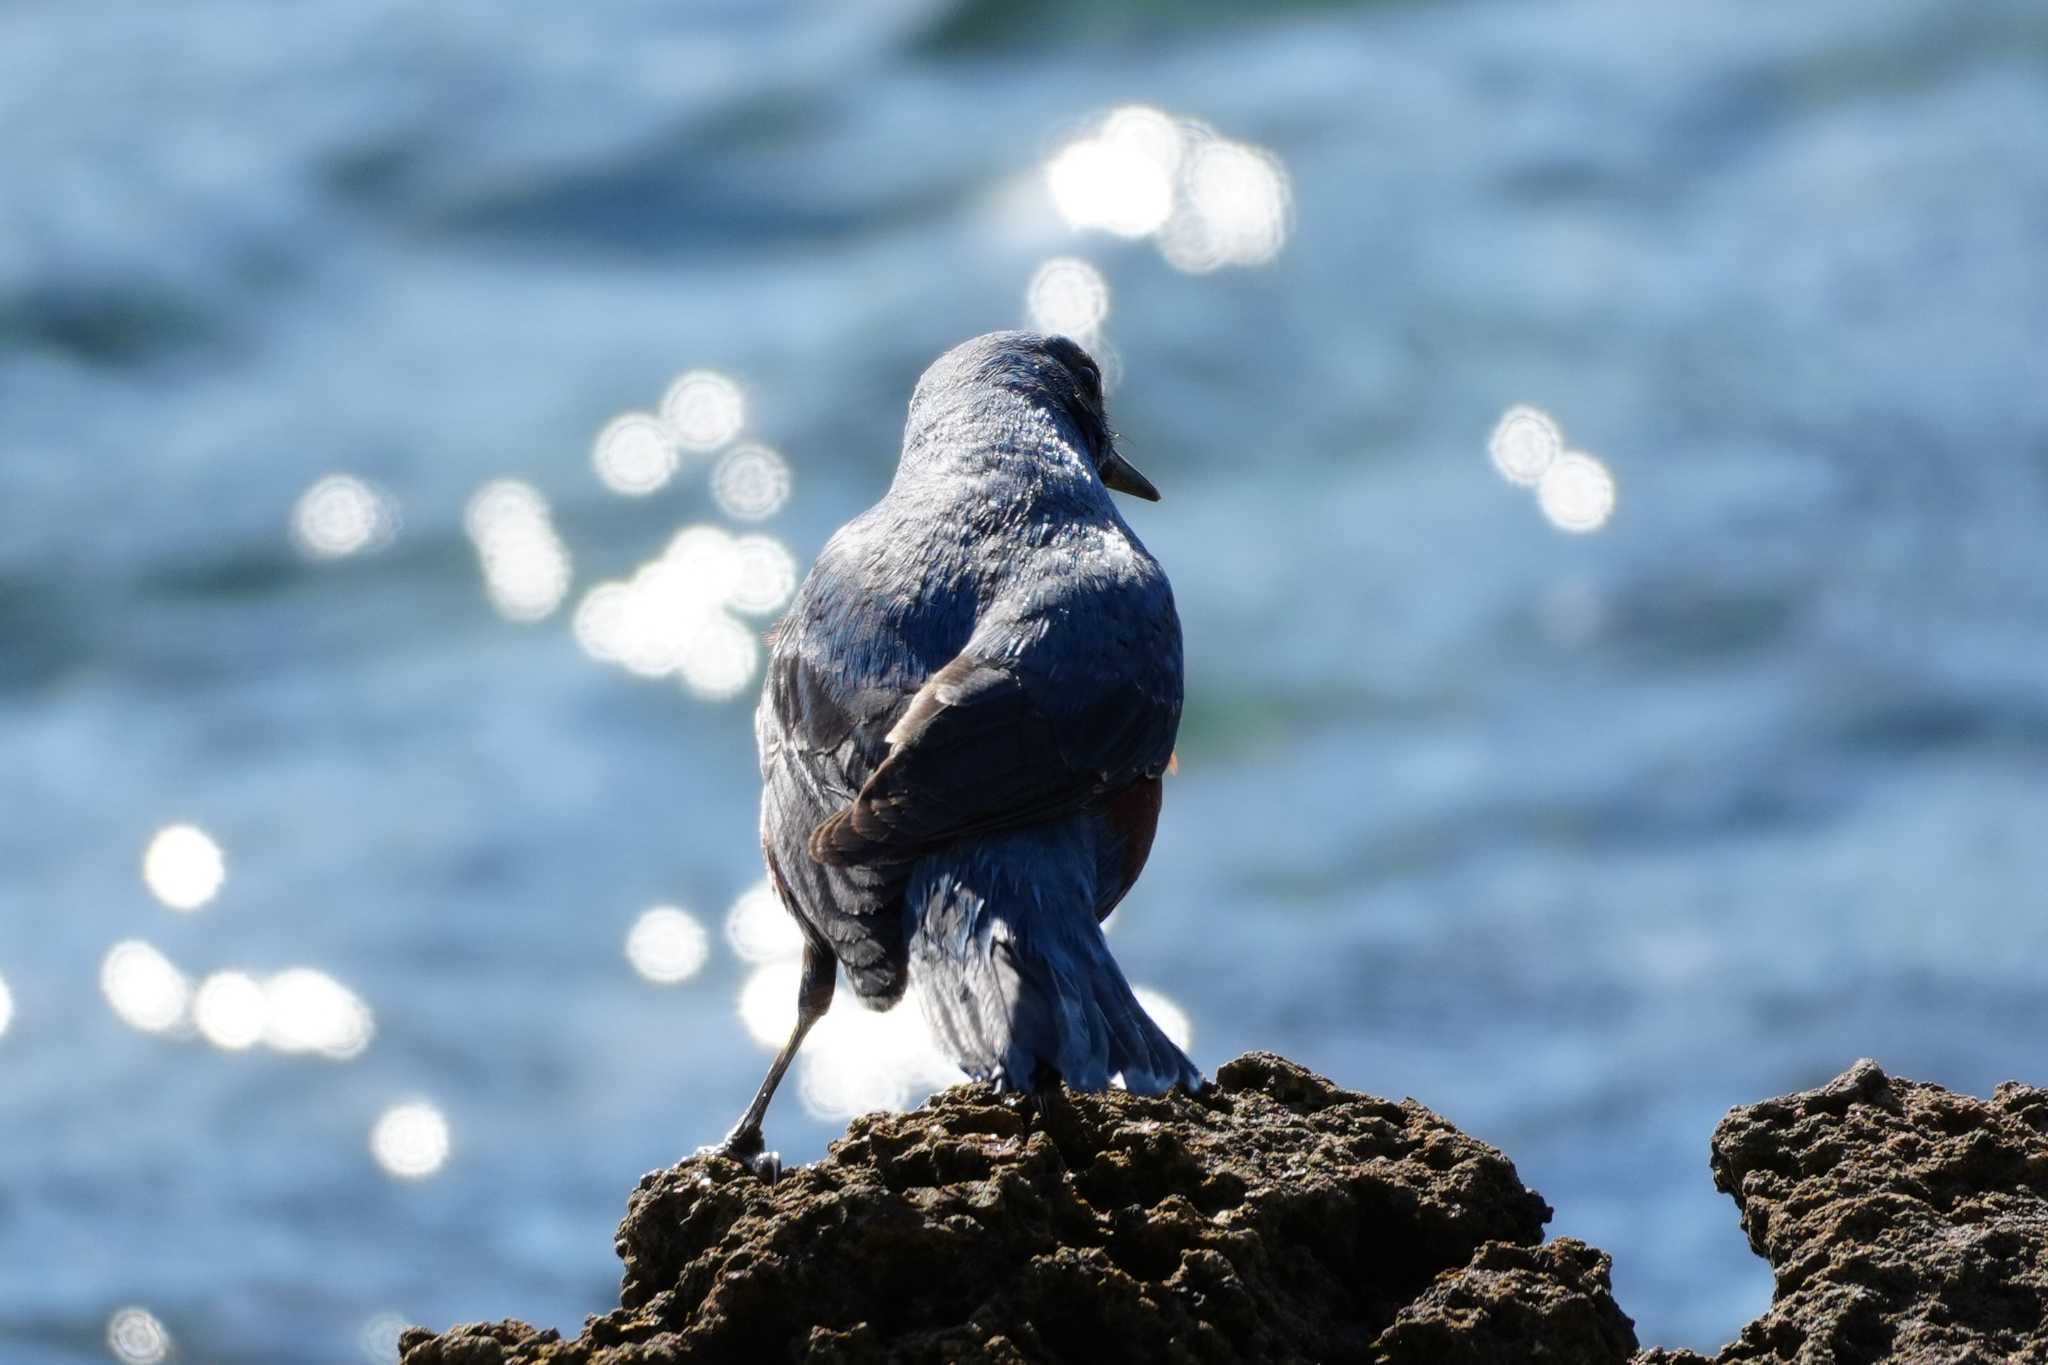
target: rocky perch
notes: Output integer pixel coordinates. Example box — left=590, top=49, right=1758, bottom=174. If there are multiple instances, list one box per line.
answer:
left=402, top=1055, right=2048, bottom=1365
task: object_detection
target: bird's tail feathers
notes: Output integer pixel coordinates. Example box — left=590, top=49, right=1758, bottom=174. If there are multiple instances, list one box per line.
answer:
left=911, top=871, right=1199, bottom=1096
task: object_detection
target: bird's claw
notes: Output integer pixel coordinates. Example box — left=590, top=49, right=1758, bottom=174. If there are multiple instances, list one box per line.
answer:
left=695, top=1127, right=783, bottom=1182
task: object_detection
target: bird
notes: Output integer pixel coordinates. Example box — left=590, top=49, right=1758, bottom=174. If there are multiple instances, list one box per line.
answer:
left=704, top=330, right=1200, bottom=1178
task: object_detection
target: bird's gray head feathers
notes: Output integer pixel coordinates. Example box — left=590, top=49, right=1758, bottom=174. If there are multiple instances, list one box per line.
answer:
left=901, top=331, right=1158, bottom=501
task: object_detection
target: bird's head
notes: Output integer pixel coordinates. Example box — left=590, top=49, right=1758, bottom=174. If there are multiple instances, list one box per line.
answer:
left=907, top=331, right=1159, bottom=501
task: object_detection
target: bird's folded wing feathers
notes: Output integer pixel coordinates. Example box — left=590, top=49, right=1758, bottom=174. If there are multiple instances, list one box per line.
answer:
left=807, top=651, right=1172, bottom=867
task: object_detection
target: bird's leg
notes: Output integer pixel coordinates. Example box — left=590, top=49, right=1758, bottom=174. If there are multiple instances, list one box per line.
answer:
left=1012, top=1061, right=1065, bottom=1142
left=700, top=936, right=836, bottom=1182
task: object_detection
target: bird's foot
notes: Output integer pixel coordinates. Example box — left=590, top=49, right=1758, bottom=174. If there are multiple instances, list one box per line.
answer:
left=695, top=1125, right=783, bottom=1182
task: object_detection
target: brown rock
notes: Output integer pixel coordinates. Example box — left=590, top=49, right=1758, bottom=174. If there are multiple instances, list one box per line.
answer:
left=401, top=1052, right=1636, bottom=1365
left=1651, top=1059, right=2048, bottom=1365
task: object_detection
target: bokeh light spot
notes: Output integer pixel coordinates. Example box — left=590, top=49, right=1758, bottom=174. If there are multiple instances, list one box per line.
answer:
left=291, top=474, right=398, bottom=559
left=592, top=412, right=680, bottom=496
left=0, top=973, right=12, bottom=1040
left=574, top=526, right=765, bottom=696
left=105, top=1307, right=170, bottom=1365
left=626, top=906, right=710, bottom=984
left=798, top=985, right=958, bottom=1120
left=1538, top=451, right=1618, bottom=533
left=1489, top=405, right=1563, bottom=487
left=727, top=535, right=798, bottom=617
left=738, top=961, right=801, bottom=1048
left=464, top=479, right=572, bottom=622
left=263, top=967, right=375, bottom=1060
left=1161, top=135, right=1292, bottom=273
left=710, top=444, right=792, bottom=521
left=660, top=370, right=746, bottom=452
left=101, top=941, right=191, bottom=1035
left=359, top=1312, right=409, bottom=1365
left=676, top=612, right=760, bottom=700
left=724, top=880, right=802, bottom=964
left=1026, top=257, right=1110, bottom=341
left=1045, top=105, right=1181, bottom=239
left=1131, top=985, right=1193, bottom=1053
left=142, top=823, right=225, bottom=912
left=193, top=971, right=266, bottom=1051
left=371, top=1100, right=450, bottom=1179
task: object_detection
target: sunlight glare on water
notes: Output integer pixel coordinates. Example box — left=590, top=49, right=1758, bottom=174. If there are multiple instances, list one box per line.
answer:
left=290, top=474, right=398, bottom=559
left=797, top=984, right=960, bottom=1120
left=192, top=971, right=267, bottom=1051
left=1045, top=107, right=1291, bottom=274
left=724, top=879, right=803, bottom=964
left=626, top=906, right=710, bottom=984
left=1045, top=105, right=1181, bottom=239
left=727, top=534, right=799, bottom=616
left=1539, top=451, right=1618, bottom=533
left=105, top=1307, right=171, bottom=1365
left=464, top=479, right=573, bottom=622
left=592, top=412, right=681, bottom=496
left=371, top=1101, right=450, bottom=1180
left=1131, top=985, right=1193, bottom=1052
left=710, top=443, right=792, bottom=521
left=1160, top=134, right=1293, bottom=274
left=0, top=973, right=11, bottom=1041
left=659, top=370, right=746, bottom=452
left=358, top=1312, right=409, bottom=1365
left=1025, top=257, right=1110, bottom=343
left=101, top=941, right=191, bottom=1035
left=141, top=823, right=225, bottom=912
left=263, top=967, right=375, bottom=1060
left=1489, top=405, right=1563, bottom=487
left=738, top=960, right=802, bottom=1048
left=575, top=524, right=793, bottom=698
left=737, top=964, right=958, bottom=1120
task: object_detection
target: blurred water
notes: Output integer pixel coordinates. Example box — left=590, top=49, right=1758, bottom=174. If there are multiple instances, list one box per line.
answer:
left=5, top=0, right=2047, bottom=1359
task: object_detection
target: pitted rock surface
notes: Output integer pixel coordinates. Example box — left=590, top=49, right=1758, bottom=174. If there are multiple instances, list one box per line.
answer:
left=400, top=1052, right=1635, bottom=1364
left=1658, top=1059, right=2048, bottom=1365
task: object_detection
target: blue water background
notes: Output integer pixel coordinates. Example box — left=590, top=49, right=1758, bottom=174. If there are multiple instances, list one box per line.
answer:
left=4, top=0, right=2047, bottom=1359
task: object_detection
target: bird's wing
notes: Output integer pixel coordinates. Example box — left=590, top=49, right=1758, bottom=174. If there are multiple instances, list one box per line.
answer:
left=807, top=649, right=1177, bottom=867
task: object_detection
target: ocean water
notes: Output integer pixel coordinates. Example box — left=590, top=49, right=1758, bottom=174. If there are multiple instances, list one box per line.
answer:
left=4, top=0, right=2047, bottom=1360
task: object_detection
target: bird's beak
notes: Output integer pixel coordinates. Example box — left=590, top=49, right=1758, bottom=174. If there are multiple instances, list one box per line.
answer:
left=1099, top=449, right=1160, bottom=501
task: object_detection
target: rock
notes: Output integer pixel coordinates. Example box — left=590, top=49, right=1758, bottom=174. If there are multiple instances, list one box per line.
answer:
left=400, top=1052, right=1637, bottom=1364
left=1667, top=1058, right=2048, bottom=1365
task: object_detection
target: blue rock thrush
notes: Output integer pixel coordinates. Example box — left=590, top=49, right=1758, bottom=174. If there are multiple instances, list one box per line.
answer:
left=706, top=331, right=1199, bottom=1177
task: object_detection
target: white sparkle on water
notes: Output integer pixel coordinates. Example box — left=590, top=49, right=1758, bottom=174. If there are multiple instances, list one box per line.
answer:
left=105, top=1306, right=171, bottom=1365
left=0, top=973, right=12, bottom=1040
left=371, top=1101, right=451, bottom=1179
left=141, top=823, right=225, bottom=912
left=291, top=474, right=398, bottom=559
left=727, top=535, right=798, bottom=615
left=1045, top=105, right=1181, bottom=239
left=464, top=479, right=572, bottom=622
left=1160, top=135, right=1293, bottom=274
left=1489, top=405, right=1563, bottom=487
left=1131, top=985, right=1194, bottom=1052
left=192, top=971, right=267, bottom=1051
left=359, top=1312, right=409, bottom=1365
left=626, top=906, right=711, bottom=984
left=724, top=880, right=802, bottom=964
left=710, top=443, right=792, bottom=521
left=101, top=941, right=191, bottom=1035
left=592, top=412, right=681, bottom=496
left=1538, top=451, right=1618, bottom=533
left=263, top=967, right=375, bottom=1060
left=660, top=370, right=746, bottom=452
left=1046, top=108, right=1292, bottom=274
left=735, top=963, right=959, bottom=1122
left=574, top=523, right=782, bottom=698
left=1026, top=257, right=1111, bottom=341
